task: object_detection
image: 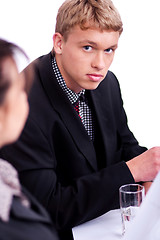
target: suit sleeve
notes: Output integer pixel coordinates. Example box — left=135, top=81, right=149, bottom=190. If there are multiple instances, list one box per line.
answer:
left=108, top=72, right=147, bottom=160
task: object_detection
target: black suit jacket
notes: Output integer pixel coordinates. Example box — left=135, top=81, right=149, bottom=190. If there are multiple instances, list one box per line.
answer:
left=0, top=53, right=147, bottom=239
left=0, top=187, right=59, bottom=240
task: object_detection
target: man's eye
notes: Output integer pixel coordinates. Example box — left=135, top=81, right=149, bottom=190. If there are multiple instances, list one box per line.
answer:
left=83, top=46, right=92, bottom=51
left=105, top=48, right=113, bottom=53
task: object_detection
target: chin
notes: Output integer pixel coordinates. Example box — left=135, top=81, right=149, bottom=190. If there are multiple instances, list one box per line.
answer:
left=86, top=82, right=101, bottom=90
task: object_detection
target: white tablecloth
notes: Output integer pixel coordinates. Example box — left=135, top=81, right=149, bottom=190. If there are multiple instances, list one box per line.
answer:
left=72, top=209, right=123, bottom=240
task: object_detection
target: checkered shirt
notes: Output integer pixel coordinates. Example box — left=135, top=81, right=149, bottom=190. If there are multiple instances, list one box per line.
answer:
left=52, top=57, right=94, bottom=141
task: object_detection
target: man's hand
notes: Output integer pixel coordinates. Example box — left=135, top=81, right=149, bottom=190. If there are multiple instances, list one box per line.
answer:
left=126, top=147, right=160, bottom=182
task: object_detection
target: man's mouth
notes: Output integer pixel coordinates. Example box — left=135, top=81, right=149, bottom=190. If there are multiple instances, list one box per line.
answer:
left=87, top=74, right=103, bottom=82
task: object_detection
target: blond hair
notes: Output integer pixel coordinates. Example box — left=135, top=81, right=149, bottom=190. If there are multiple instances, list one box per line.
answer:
left=55, top=0, right=123, bottom=40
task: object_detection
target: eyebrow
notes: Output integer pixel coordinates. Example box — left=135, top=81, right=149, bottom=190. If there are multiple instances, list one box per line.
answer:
left=78, top=40, right=98, bottom=46
left=78, top=40, right=118, bottom=49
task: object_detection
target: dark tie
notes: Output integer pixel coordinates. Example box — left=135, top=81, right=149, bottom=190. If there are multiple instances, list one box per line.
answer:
left=74, top=99, right=81, bottom=120
left=74, top=94, right=86, bottom=120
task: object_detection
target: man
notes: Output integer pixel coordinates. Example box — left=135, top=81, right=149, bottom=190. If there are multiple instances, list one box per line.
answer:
left=1, top=0, right=160, bottom=239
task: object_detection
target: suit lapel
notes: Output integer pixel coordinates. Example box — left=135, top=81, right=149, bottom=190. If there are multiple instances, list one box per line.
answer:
left=38, top=53, right=98, bottom=171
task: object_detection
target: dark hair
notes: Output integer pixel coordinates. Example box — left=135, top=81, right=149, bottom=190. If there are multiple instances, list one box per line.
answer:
left=0, top=39, right=28, bottom=61
left=0, top=39, right=33, bottom=104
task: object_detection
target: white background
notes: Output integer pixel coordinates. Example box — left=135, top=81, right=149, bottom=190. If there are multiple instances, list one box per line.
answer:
left=0, top=0, right=160, bottom=148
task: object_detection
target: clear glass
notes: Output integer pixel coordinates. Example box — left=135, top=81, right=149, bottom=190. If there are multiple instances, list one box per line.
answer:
left=119, top=184, right=145, bottom=235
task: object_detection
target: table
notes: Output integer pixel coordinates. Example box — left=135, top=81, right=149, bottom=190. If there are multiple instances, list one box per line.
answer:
left=72, top=209, right=123, bottom=240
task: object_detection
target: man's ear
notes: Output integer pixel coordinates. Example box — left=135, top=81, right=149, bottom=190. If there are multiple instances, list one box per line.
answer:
left=53, top=33, right=64, bottom=54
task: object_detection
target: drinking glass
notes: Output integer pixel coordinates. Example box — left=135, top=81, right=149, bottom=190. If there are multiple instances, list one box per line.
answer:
left=119, top=183, right=145, bottom=235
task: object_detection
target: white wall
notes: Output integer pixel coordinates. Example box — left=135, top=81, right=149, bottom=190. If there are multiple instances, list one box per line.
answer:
left=0, top=0, right=160, bottom=148
left=111, top=0, right=160, bottom=148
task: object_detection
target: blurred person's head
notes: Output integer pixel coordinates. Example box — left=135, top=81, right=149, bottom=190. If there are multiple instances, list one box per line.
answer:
left=53, top=0, right=122, bottom=93
left=0, top=39, right=32, bottom=147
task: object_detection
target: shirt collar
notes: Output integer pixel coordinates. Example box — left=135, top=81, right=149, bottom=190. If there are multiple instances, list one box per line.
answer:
left=52, top=57, right=85, bottom=104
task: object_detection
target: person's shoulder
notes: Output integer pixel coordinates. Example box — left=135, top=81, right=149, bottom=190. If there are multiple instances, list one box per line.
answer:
left=99, top=70, right=119, bottom=89
left=32, top=52, right=52, bottom=69
left=21, top=186, right=52, bottom=219
left=105, top=70, right=118, bottom=81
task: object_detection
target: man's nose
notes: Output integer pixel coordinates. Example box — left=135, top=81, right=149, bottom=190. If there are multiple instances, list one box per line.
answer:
left=91, top=52, right=106, bottom=70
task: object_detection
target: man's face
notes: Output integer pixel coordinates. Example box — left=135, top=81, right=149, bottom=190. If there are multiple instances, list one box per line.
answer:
left=54, top=25, right=120, bottom=93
